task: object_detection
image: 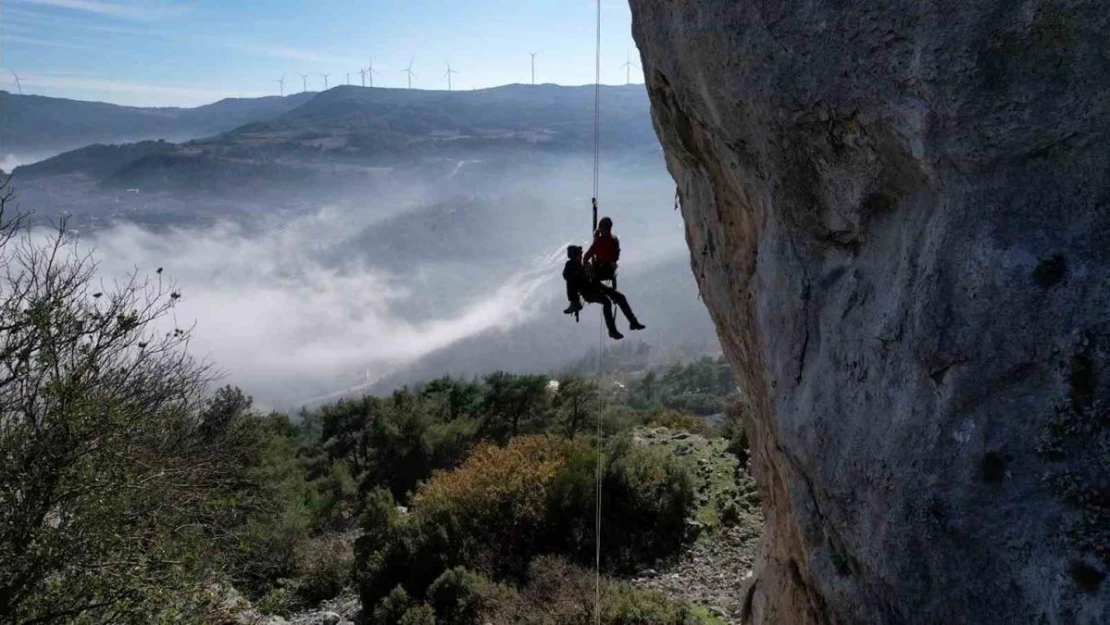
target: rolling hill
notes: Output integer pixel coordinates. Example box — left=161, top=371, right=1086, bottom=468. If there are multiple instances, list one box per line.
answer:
left=0, top=90, right=316, bottom=158
left=11, top=84, right=656, bottom=194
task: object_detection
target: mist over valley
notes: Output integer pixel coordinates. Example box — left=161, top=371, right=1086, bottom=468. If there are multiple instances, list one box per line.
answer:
left=5, top=84, right=716, bottom=409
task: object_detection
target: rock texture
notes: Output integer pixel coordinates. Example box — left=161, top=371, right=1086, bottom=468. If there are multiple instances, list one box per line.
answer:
left=628, top=2, right=1110, bottom=624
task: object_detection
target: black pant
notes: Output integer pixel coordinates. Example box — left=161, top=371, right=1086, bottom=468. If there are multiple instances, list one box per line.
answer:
left=582, top=283, right=638, bottom=334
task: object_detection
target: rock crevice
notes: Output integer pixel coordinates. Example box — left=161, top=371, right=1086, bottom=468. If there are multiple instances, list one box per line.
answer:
left=630, top=1, right=1110, bottom=624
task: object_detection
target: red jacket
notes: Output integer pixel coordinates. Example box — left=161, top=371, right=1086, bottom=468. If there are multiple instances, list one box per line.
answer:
left=584, top=234, right=620, bottom=264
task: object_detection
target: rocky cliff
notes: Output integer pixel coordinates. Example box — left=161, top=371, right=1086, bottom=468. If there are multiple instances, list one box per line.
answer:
left=628, top=2, right=1109, bottom=624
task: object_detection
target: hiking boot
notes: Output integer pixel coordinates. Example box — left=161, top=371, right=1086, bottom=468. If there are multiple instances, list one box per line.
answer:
left=609, top=329, right=624, bottom=340
left=564, top=301, right=583, bottom=315
left=629, top=321, right=646, bottom=331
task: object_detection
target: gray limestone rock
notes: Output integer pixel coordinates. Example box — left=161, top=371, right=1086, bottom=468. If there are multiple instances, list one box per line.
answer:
left=289, top=611, right=341, bottom=625
left=628, top=1, right=1110, bottom=624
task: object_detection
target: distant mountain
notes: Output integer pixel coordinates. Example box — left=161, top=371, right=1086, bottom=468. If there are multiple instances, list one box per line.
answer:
left=12, top=84, right=657, bottom=200
left=0, top=90, right=316, bottom=157
left=245, top=83, right=656, bottom=152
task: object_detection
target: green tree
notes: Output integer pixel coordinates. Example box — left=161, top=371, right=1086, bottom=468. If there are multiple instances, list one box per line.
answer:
left=480, top=372, right=551, bottom=440
left=0, top=178, right=221, bottom=622
left=420, top=376, right=482, bottom=423
left=551, top=376, right=599, bottom=437
left=0, top=178, right=313, bottom=622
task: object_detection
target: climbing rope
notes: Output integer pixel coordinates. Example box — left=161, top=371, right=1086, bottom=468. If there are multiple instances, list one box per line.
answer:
left=591, top=0, right=603, bottom=623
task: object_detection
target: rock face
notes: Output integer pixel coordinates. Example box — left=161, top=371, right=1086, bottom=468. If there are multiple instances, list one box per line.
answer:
left=628, top=2, right=1110, bottom=624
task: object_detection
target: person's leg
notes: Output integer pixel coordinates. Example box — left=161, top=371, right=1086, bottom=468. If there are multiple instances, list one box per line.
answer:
left=585, top=292, right=622, bottom=339
left=598, top=284, right=645, bottom=330
left=564, top=279, right=582, bottom=314
left=602, top=299, right=621, bottom=339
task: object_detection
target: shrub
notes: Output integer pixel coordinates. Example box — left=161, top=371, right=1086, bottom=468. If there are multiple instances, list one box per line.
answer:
left=255, top=583, right=298, bottom=616
left=599, top=403, right=643, bottom=435
left=412, top=435, right=573, bottom=578
left=482, top=556, right=714, bottom=625
left=354, top=488, right=406, bottom=607
left=357, top=436, right=575, bottom=612
left=720, top=398, right=750, bottom=466
left=308, top=460, right=359, bottom=531
left=360, top=487, right=400, bottom=545
left=0, top=184, right=288, bottom=623
left=399, top=604, right=437, bottom=625
left=549, top=436, right=695, bottom=573
left=356, top=434, right=695, bottom=615
left=647, top=410, right=713, bottom=437
left=427, top=567, right=499, bottom=625
left=294, top=532, right=355, bottom=604
left=308, top=371, right=563, bottom=512
left=601, top=582, right=687, bottom=625
left=226, top=417, right=315, bottom=597
left=373, top=586, right=414, bottom=624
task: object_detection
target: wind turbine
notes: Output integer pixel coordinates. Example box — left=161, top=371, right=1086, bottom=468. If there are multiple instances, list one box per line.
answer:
left=321, top=72, right=331, bottom=90
left=346, top=72, right=351, bottom=85
left=402, top=60, right=416, bottom=89
left=367, top=59, right=379, bottom=88
left=275, top=75, right=285, bottom=96
left=530, top=52, right=538, bottom=85
left=298, top=73, right=309, bottom=93
left=444, top=62, right=458, bottom=91
left=10, top=70, right=23, bottom=95
left=619, top=50, right=639, bottom=86
left=358, top=67, right=367, bottom=87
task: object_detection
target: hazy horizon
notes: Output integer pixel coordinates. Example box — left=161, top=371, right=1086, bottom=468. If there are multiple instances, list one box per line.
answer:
left=0, top=81, right=646, bottom=110
left=1, top=0, right=647, bottom=107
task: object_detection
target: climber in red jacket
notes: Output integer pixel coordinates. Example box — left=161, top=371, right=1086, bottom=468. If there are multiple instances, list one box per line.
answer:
left=584, top=216, right=619, bottom=283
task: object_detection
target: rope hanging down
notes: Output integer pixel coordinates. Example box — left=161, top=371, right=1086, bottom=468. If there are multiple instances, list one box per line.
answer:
left=591, top=0, right=603, bottom=623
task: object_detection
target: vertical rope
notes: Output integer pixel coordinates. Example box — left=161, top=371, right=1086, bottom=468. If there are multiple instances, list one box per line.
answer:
left=594, top=317, right=603, bottom=625
left=592, top=2, right=603, bottom=624
left=592, top=5, right=601, bottom=202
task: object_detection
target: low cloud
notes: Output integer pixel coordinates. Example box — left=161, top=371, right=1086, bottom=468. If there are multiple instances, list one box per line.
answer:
left=77, top=213, right=562, bottom=410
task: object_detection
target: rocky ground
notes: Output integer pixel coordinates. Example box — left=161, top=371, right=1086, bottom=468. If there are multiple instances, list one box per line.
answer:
left=219, top=586, right=360, bottom=625
left=631, top=427, right=764, bottom=625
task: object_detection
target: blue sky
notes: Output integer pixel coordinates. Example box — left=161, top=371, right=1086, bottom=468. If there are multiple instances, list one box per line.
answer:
left=0, top=0, right=644, bottom=107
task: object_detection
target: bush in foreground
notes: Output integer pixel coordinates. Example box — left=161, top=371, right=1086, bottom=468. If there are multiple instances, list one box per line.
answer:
left=356, top=434, right=695, bottom=621
left=472, top=556, right=720, bottom=625
left=0, top=181, right=231, bottom=623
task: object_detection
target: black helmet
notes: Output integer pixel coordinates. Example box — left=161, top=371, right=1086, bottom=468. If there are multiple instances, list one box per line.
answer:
left=598, top=216, right=613, bottom=230
left=567, top=245, right=583, bottom=258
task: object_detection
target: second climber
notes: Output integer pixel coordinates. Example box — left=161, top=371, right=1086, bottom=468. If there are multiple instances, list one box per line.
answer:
left=563, top=243, right=645, bottom=340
